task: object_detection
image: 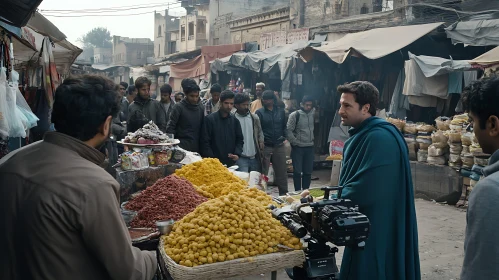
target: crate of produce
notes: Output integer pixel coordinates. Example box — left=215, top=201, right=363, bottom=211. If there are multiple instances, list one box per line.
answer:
left=158, top=237, right=305, bottom=280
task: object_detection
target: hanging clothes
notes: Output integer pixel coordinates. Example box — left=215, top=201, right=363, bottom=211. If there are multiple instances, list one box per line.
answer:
left=40, top=37, right=60, bottom=124
left=388, top=70, right=410, bottom=119
left=448, top=72, right=463, bottom=94
left=403, top=60, right=449, bottom=99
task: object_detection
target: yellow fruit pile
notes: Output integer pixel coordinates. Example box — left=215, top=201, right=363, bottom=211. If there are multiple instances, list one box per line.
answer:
left=196, top=182, right=246, bottom=199
left=238, top=188, right=276, bottom=208
left=163, top=193, right=302, bottom=267
left=175, top=158, right=246, bottom=186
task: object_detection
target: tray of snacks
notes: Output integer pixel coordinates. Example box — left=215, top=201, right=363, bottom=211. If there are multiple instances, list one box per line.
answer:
left=120, top=121, right=179, bottom=146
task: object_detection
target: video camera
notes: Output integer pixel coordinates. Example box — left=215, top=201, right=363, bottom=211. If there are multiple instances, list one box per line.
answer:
left=271, top=186, right=370, bottom=280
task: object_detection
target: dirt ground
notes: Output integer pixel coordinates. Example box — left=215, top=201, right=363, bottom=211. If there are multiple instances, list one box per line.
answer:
left=237, top=169, right=467, bottom=280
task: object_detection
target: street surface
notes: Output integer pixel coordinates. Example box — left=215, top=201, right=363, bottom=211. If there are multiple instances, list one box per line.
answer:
left=235, top=169, right=467, bottom=280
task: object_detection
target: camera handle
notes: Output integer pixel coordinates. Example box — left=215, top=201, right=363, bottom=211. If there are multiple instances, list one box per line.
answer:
left=320, top=186, right=344, bottom=199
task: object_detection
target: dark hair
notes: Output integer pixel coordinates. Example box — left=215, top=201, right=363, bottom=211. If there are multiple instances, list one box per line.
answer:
left=181, top=78, right=201, bottom=94
left=210, top=83, right=222, bottom=94
left=337, top=81, right=378, bottom=116
left=220, top=90, right=235, bottom=102
left=234, top=93, right=251, bottom=105
left=127, top=85, right=136, bottom=95
left=461, top=77, right=499, bottom=129
left=52, top=75, right=120, bottom=141
left=135, top=77, right=151, bottom=89
left=119, top=82, right=128, bottom=89
left=302, top=95, right=314, bottom=105
left=262, top=90, right=275, bottom=100
left=160, top=84, right=173, bottom=94
left=176, top=92, right=185, bottom=98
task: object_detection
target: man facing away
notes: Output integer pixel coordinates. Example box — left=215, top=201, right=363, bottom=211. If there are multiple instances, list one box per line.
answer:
left=159, top=84, right=175, bottom=124
left=201, top=90, right=244, bottom=166
left=250, top=82, right=265, bottom=114
left=256, top=90, right=288, bottom=195
left=166, top=78, right=205, bottom=153
left=337, top=81, right=420, bottom=280
left=204, top=83, right=222, bottom=116
left=287, top=95, right=315, bottom=191
left=128, top=77, right=166, bottom=132
left=233, top=93, right=264, bottom=172
left=460, top=77, right=499, bottom=280
left=0, top=75, right=157, bottom=280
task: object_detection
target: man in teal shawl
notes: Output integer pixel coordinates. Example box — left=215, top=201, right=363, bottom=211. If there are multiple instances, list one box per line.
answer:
left=337, top=81, right=420, bottom=280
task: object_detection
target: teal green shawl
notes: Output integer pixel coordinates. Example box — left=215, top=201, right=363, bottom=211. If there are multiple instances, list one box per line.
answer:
left=339, top=117, right=420, bottom=280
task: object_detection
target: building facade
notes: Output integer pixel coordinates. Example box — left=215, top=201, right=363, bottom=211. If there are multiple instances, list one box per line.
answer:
left=227, top=7, right=291, bottom=45
left=177, top=0, right=210, bottom=53
left=154, top=10, right=180, bottom=58
left=93, top=47, right=112, bottom=64
left=112, top=36, right=154, bottom=66
left=209, top=0, right=289, bottom=45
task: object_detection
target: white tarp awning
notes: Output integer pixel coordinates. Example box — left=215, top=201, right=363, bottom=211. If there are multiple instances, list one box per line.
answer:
left=470, top=46, right=499, bottom=65
left=301, top=22, right=444, bottom=64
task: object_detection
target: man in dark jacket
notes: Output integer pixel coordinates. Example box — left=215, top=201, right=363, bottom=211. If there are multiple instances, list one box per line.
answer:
left=128, top=77, right=166, bottom=132
left=121, top=85, right=137, bottom=122
left=256, top=90, right=288, bottom=195
left=166, top=78, right=204, bottom=153
left=160, top=84, right=175, bottom=124
left=201, top=90, right=244, bottom=166
left=0, top=75, right=157, bottom=280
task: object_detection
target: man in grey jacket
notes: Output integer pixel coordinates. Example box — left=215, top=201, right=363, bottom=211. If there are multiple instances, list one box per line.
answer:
left=460, top=77, right=499, bottom=280
left=233, top=93, right=264, bottom=172
left=0, top=75, right=157, bottom=280
left=287, top=95, right=315, bottom=191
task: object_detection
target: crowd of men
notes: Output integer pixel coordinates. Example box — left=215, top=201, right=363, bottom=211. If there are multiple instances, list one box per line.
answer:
left=1, top=73, right=498, bottom=280
left=111, top=77, right=316, bottom=196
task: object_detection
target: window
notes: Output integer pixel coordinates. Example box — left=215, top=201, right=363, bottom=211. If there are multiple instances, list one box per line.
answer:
left=158, top=25, right=162, bottom=37
left=335, top=3, right=341, bottom=15
left=360, top=4, right=369, bottom=14
left=197, top=20, right=206, bottom=34
left=158, top=44, right=161, bottom=57
left=373, top=0, right=382, bottom=12
left=188, top=22, right=194, bottom=40
left=137, top=51, right=142, bottom=59
left=181, top=25, right=186, bottom=41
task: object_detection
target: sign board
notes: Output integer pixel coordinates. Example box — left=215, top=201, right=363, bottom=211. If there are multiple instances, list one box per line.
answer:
left=272, top=31, right=287, bottom=48
left=287, top=28, right=309, bottom=44
left=21, top=27, right=36, bottom=49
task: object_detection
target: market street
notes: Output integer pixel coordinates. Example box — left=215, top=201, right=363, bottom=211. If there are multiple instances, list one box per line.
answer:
left=239, top=170, right=467, bottom=280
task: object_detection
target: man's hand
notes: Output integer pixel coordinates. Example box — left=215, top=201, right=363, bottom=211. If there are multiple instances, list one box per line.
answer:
left=228, top=154, right=239, bottom=161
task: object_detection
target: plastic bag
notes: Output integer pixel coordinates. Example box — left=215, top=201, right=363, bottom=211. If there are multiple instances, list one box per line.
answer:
left=428, top=144, right=446, bottom=157
left=447, top=131, right=462, bottom=143
left=0, top=70, right=9, bottom=138
left=417, top=150, right=428, bottom=162
left=427, top=156, right=446, bottom=165
left=435, top=117, right=450, bottom=131
left=387, top=117, right=405, bottom=131
left=461, top=132, right=473, bottom=146
left=329, top=140, right=344, bottom=156
left=416, top=124, right=435, bottom=133
left=14, top=84, right=38, bottom=129
left=449, top=143, right=463, bottom=154
left=431, top=131, right=449, bottom=148
left=449, top=153, right=461, bottom=164
left=403, top=123, right=417, bottom=134
left=1, top=68, right=26, bottom=138
left=267, top=163, right=275, bottom=185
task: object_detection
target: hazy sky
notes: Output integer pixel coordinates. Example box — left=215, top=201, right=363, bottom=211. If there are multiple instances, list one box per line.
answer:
left=38, top=0, right=185, bottom=47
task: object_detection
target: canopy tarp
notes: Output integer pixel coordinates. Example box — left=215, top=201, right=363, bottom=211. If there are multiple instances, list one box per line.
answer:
left=0, top=0, right=42, bottom=27
left=470, top=46, right=499, bottom=65
left=445, top=19, right=499, bottom=46
left=408, top=52, right=472, bottom=77
left=300, top=22, right=443, bottom=64
left=169, top=43, right=243, bottom=79
left=229, top=40, right=311, bottom=73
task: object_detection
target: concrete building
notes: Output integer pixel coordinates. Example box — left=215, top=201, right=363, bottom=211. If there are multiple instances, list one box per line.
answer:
left=176, top=0, right=210, bottom=53
left=227, top=7, right=291, bottom=45
left=93, top=47, right=112, bottom=64
left=290, top=0, right=395, bottom=29
left=154, top=10, right=180, bottom=58
left=209, top=0, right=289, bottom=45
left=112, top=36, right=154, bottom=66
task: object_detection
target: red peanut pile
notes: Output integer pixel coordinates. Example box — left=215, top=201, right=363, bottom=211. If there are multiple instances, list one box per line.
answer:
left=126, top=175, right=207, bottom=228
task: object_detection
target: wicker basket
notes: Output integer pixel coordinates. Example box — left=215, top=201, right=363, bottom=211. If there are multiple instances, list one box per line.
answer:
left=159, top=237, right=306, bottom=280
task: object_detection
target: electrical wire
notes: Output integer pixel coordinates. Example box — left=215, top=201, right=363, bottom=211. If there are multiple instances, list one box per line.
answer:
left=40, top=1, right=181, bottom=12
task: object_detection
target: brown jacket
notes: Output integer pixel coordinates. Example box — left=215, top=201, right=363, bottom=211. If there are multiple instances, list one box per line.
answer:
left=0, top=132, right=157, bottom=280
